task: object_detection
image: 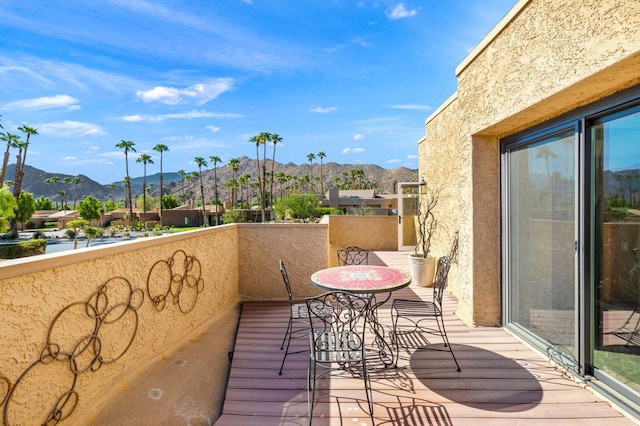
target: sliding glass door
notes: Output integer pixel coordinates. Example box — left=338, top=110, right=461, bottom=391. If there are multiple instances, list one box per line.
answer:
left=505, top=129, right=578, bottom=358
left=592, top=107, right=640, bottom=393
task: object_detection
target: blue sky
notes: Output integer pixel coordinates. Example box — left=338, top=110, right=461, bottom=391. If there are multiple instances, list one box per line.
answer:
left=0, top=0, right=516, bottom=184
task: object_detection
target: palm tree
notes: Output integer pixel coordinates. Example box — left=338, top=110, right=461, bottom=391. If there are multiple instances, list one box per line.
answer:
left=115, top=140, right=136, bottom=227
left=307, top=153, right=316, bottom=193
left=58, top=190, right=68, bottom=211
left=270, top=133, right=282, bottom=212
left=317, top=151, right=326, bottom=194
left=153, top=143, right=169, bottom=224
left=107, top=182, right=117, bottom=200
left=209, top=155, right=222, bottom=225
left=14, top=125, right=38, bottom=198
left=177, top=169, right=186, bottom=204
left=44, top=176, right=60, bottom=208
left=69, top=176, right=81, bottom=208
left=137, top=153, right=154, bottom=228
left=0, top=132, right=20, bottom=187
left=227, top=158, right=240, bottom=209
left=194, top=157, right=208, bottom=226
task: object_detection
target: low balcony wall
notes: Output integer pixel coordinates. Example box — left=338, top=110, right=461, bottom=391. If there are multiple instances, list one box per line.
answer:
left=327, top=215, right=398, bottom=265
left=0, top=222, right=330, bottom=425
left=0, top=226, right=240, bottom=425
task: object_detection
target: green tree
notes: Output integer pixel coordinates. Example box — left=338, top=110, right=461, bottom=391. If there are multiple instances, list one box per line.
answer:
left=16, top=191, right=35, bottom=229
left=67, top=219, right=88, bottom=249
left=270, top=133, right=282, bottom=211
left=0, top=132, right=20, bottom=188
left=194, top=156, right=208, bottom=226
left=307, top=153, right=316, bottom=193
left=153, top=143, right=169, bottom=223
left=162, top=194, right=179, bottom=210
left=227, top=158, right=240, bottom=208
left=317, top=151, right=326, bottom=194
left=137, top=153, right=154, bottom=227
left=84, top=226, right=103, bottom=248
left=104, top=199, right=120, bottom=212
left=209, top=155, right=222, bottom=225
left=0, top=187, right=16, bottom=232
left=14, top=125, right=38, bottom=199
left=177, top=169, right=186, bottom=204
left=77, top=195, right=102, bottom=223
left=34, top=196, right=53, bottom=210
left=115, top=140, right=136, bottom=227
left=274, top=194, right=320, bottom=223
left=71, top=176, right=82, bottom=208
left=44, top=176, right=60, bottom=207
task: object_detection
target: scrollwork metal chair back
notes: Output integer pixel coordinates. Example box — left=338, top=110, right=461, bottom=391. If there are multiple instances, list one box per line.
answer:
left=278, top=259, right=312, bottom=375
left=305, top=291, right=373, bottom=422
left=337, top=246, right=369, bottom=266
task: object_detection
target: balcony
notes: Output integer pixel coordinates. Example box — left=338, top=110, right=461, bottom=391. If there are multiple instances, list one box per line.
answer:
left=0, top=221, right=634, bottom=425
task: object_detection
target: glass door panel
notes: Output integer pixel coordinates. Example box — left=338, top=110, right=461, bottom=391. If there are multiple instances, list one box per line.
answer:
left=507, top=130, right=577, bottom=356
left=593, top=109, right=640, bottom=392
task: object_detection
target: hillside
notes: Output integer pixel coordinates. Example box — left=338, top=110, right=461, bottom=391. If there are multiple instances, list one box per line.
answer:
left=9, top=158, right=418, bottom=204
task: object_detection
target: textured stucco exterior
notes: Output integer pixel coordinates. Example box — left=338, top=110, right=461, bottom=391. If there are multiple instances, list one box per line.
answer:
left=327, top=215, right=398, bottom=266
left=420, top=0, right=640, bottom=326
left=0, top=223, right=331, bottom=425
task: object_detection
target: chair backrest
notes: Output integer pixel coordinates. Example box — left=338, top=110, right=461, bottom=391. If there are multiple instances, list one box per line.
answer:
left=337, top=246, right=369, bottom=266
left=432, top=256, right=452, bottom=306
left=279, top=259, right=294, bottom=306
left=448, top=231, right=459, bottom=264
left=305, top=291, right=370, bottom=357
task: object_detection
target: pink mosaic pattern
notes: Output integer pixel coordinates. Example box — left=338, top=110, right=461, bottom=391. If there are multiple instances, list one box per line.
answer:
left=311, top=265, right=411, bottom=293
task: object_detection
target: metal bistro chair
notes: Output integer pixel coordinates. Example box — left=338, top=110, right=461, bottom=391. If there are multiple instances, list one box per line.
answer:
left=337, top=246, right=369, bottom=266
left=391, top=256, right=461, bottom=371
left=278, top=259, right=313, bottom=375
left=306, top=291, right=373, bottom=422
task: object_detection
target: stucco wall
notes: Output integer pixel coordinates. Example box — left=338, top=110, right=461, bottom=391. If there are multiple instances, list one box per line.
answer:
left=421, top=0, right=640, bottom=326
left=0, top=222, right=345, bottom=425
left=327, top=215, right=399, bottom=266
left=237, top=223, right=329, bottom=301
left=0, top=227, right=240, bottom=425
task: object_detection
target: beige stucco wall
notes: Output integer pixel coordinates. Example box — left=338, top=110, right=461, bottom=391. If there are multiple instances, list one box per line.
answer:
left=0, top=227, right=240, bottom=425
left=421, top=0, right=640, bottom=326
left=237, top=223, right=329, bottom=301
left=327, top=215, right=399, bottom=266
left=0, top=222, right=337, bottom=425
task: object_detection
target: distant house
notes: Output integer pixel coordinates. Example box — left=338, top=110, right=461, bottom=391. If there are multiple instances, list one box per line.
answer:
left=321, top=189, right=397, bottom=215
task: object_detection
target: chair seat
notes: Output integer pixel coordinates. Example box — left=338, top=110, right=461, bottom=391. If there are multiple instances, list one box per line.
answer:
left=311, top=331, right=364, bottom=364
left=291, top=303, right=311, bottom=320
left=392, top=298, right=440, bottom=317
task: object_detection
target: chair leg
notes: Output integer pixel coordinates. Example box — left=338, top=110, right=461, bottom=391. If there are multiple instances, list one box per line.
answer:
left=279, top=317, right=293, bottom=375
left=436, top=315, right=461, bottom=372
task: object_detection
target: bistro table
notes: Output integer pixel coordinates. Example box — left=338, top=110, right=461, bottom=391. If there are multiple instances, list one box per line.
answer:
left=310, top=265, right=411, bottom=366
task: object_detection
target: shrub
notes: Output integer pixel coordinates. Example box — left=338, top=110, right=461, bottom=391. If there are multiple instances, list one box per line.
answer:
left=222, top=210, right=247, bottom=224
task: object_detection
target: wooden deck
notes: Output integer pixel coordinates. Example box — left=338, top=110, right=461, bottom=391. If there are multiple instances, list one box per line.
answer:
left=215, top=252, right=633, bottom=425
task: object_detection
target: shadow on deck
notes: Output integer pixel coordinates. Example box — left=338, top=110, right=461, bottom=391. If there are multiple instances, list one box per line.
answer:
left=216, top=251, right=632, bottom=425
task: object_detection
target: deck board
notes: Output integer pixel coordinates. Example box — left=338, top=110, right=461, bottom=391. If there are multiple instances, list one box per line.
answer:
left=216, top=251, right=633, bottom=425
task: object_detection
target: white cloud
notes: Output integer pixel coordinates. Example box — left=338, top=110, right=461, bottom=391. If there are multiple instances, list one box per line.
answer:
left=122, top=115, right=143, bottom=122
left=353, top=134, right=364, bottom=140
left=120, top=110, right=243, bottom=122
left=205, top=125, right=221, bottom=132
left=387, top=104, right=431, bottom=111
left=309, top=106, right=337, bottom=114
left=136, top=78, right=235, bottom=105
left=38, top=120, right=106, bottom=137
left=386, top=3, right=418, bottom=20
left=406, top=154, right=418, bottom=160
left=386, top=159, right=401, bottom=164
left=2, top=95, right=80, bottom=111
left=342, top=147, right=366, bottom=154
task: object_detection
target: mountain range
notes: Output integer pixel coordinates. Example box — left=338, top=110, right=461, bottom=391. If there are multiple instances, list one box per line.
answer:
left=8, top=158, right=418, bottom=205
